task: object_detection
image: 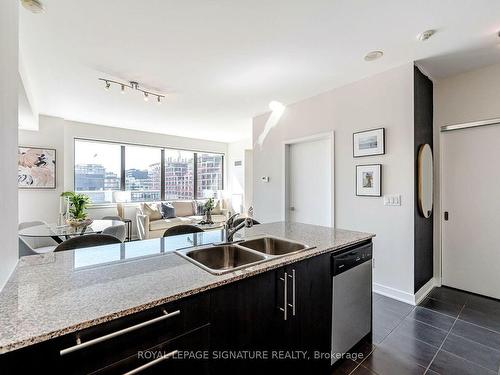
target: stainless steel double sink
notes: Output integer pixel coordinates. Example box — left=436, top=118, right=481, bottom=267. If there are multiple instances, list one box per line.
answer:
left=176, top=236, right=312, bottom=275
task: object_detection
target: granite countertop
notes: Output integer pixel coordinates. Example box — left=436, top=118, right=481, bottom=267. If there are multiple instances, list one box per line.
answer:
left=0, top=222, right=374, bottom=354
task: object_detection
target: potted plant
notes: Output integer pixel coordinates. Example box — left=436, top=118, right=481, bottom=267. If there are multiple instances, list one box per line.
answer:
left=203, top=198, right=215, bottom=224
left=61, top=191, right=93, bottom=228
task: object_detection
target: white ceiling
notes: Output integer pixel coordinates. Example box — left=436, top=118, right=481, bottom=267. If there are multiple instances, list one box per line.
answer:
left=20, top=0, right=500, bottom=142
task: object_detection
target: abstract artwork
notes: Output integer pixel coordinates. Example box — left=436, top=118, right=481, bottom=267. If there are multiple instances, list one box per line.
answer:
left=18, top=147, right=56, bottom=189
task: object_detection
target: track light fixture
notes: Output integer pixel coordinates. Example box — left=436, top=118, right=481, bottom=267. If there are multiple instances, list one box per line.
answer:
left=99, top=78, right=165, bottom=103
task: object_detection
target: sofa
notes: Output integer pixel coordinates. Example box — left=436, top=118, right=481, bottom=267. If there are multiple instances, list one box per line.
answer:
left=136, top=200, right=228, bottom=239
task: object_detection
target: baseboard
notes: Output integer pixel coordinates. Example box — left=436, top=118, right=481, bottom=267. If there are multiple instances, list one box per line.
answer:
left=414, top=277, right=437, bottom=305
left=373, top=278, right=437, bottom=306
left=372, top=283, right=416, bottom=305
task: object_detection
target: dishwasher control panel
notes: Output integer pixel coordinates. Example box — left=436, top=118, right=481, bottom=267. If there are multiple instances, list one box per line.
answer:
left=332, top=242, right=372, bottom=276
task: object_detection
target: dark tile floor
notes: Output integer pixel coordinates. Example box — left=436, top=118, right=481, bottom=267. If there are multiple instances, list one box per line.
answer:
left=332, top=286, right=500, bottom=375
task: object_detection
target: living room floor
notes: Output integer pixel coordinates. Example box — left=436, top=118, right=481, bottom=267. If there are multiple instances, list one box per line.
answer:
left=332, top=287, right=500, bottom=375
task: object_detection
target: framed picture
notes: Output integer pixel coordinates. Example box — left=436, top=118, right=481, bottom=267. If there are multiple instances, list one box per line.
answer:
left=18, top=147, right=56, bottom=189
left=353, top=128, right=385, bottom=157
left=356, top=164, right=382, bottom=197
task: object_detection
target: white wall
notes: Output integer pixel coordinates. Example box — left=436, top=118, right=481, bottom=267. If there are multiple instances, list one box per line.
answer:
left=19, top=116, right=65, bottom=223
left=244, top=149, right=253, bottom=211
left=433, top=62, right=500, bottom=283
left=253, top=63, right=415, bottom=295
left=18, top=115, right=229, bottom=236
left=0, top=0, right=19, bottom=288
left=227, top=138, right=252, bottom=213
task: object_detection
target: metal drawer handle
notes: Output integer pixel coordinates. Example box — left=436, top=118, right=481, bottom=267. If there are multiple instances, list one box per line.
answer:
left=60, top=310, right=181, bottom=356
left=279, top=272, right=288, bottom=320
left=287, top=269, right=296, bottom=316
left=123, top=350, right=178, bottom=375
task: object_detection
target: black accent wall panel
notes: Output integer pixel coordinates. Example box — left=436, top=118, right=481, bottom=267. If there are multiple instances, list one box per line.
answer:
left=414, top=66, right=434, bottom=293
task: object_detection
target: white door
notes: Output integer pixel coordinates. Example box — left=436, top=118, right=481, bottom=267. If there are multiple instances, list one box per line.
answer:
left=288, top=137, right=332, bottom=226
left=442, top=125, right=500, bottom=298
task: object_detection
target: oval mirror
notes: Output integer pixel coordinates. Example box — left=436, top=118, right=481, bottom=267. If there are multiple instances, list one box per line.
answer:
left=418, top=144, right=433, bottom=218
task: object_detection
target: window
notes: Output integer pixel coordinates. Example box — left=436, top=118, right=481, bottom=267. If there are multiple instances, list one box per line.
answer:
left=74, top=140, right=121, bottom=204
left=125, top=145, right=162, bottom=202
left=196, top=153, right=223, bottom=198
left=74, top=139, right=223, bottom=203
left=164, top=150, right=194, bottom=200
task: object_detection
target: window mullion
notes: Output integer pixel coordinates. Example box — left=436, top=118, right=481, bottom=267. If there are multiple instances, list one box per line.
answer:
left=193, top=152, right=198, bottom=200
left=160, top=149, right=165, bottom=201
left=120, top=145, right=126, bottom=191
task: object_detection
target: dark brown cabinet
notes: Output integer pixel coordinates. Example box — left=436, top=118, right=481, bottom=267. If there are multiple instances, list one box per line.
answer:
left=210, top=251, right=334, bottom=374
left=210, top=266, right=286, bottom=374
left=281, top=252, right=333, bottom=372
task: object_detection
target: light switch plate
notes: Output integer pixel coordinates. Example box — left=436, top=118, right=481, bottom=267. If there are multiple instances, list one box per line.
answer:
left=383, top=194, right=401, bottom=206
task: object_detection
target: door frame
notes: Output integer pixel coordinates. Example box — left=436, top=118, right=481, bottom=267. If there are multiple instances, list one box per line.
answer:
left=282, top=131, right=335, bottom=227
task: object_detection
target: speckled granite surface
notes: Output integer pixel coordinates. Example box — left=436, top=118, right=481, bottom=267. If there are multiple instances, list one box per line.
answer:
left=0, top=222, right=374, bottom=354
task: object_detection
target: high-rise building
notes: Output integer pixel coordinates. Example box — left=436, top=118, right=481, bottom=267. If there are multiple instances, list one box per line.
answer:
left=75, top=164, right=105, bottom=191
left=197, top=154, right=223, bottom=198
left=164, top=156, right=193, bottom=200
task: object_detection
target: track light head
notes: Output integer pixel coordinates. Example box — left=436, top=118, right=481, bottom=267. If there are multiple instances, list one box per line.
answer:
left=104, top=81, right=110, bottom=90
left=120, top=84, right=125, bottom=94
left=157, top=96, right=162, bottom=104
left=144, top=92, right=149, bottom=102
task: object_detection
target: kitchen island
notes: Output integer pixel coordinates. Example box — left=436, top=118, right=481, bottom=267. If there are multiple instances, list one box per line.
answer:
left=0, top=222, right=374, bottom=374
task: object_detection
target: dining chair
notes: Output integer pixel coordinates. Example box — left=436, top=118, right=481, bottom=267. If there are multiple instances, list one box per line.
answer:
left=54, top=234, right=121, bottom=252
left=18, top=221, right=58, bottom=256
left=102, top=225, right=126, bottom=243
left=163, top=225, right=204, bottom=238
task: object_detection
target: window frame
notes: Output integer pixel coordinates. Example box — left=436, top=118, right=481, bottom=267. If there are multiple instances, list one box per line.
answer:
left=73, top=138, right=224, bottom=204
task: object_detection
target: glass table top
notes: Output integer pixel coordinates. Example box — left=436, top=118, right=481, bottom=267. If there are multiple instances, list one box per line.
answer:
left=18, top=220, right=124, bottom=237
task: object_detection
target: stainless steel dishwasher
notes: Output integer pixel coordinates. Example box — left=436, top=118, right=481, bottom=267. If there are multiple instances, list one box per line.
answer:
left=331, top=242, right=372, bottom=365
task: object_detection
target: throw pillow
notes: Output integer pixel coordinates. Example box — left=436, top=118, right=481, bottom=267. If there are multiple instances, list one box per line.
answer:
left=160, top=202, right=176, bottom=219
left=212, top=199, right=223, bottom=215
left=141, top=202, right=162, bottom=221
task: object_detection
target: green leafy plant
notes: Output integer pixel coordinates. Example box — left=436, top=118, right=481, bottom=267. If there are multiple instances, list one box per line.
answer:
left=61, top=191, right=91, bottom=220
left=203, top=198, right=215, bottom=213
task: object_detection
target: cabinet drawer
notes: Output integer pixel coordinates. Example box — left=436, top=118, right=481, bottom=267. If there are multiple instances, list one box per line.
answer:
left=58, top=294, right=209, bottom=374
left=92, top=325, right=210, bottom=375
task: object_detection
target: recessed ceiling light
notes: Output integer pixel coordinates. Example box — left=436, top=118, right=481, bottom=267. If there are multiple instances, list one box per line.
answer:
left=364, top=51, right=384, bottom=62
left=20, top=0, right=45, bottom=13
left=417, top=29, right=436, bottom=41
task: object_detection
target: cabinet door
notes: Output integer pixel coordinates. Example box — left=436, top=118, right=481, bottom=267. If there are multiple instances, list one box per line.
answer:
left=284, top=253, right=333, bottom=373
left=210, top=267, right=286, bottom=374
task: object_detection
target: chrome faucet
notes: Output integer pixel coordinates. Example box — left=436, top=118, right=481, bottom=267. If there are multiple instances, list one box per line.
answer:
left=224, top=213, right=254, bottom=242
left=226, top=213, right=239, bottom=229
